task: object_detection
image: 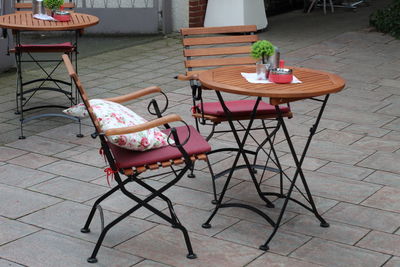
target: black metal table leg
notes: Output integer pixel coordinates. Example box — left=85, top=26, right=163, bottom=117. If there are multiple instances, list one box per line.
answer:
left=260, top=95, right=331, bottom=250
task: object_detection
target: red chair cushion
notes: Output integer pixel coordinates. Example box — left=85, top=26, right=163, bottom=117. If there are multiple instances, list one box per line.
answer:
left=109, top=125, right=211, bottom=169
left=15, top=42, right=74, bottom=52
left=196, top=100, right=290, bottom=117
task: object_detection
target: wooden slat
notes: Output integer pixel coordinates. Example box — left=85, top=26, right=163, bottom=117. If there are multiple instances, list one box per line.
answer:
left=148, top=163, right=159, bottom=170
left=173, top=159, right=184, bottom=165
left=197, top=154, right=207, bottom=161
left=184, top=46, right=252, bottom=57
left=183, top=35, right=258, bottom=46
left=136, top=166, right=147, bottom=173
left=161, top=161, right=172, bottom=168
left=181, top=25, right=257, bottom=36
left=185, top=57, right=256, bottom=68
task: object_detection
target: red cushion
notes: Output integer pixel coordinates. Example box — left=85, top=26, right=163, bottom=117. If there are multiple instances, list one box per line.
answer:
left=15, top=42, right=74, bottom=52
left=109, top=125, right=211, bottom=169
left=196, top=100, right=290, bottom=117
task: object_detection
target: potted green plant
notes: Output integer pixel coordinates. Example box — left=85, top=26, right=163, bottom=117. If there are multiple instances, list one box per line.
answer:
left=251, top=40, right=275, bottom=64
left=43, top=0, right=64, bottom=15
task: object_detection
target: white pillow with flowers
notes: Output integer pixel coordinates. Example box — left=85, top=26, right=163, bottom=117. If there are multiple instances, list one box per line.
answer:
left=63, top=99, right=172, bottom=151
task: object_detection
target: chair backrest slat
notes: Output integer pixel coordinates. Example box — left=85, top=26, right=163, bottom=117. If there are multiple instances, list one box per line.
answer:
left=184, top=46, right=252, bottom=57
left=185, top=57, right=256, bottom=68
left=183, top=35, right=258, bottom=46
left=181, top=25, right=257, bottom=36
left=62, top=54, right=102, bottom=133
left=180, top=25, right=258, bottom=75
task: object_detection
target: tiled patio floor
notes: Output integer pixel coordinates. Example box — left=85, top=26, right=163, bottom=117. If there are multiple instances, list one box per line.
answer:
left=1, top=3, right=400, bottom=267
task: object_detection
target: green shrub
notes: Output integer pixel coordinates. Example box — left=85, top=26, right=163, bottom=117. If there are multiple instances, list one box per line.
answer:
left=370, top=0, right=400, bottom=39
left=43, top=0, right=64, bottom=10
left=251, top=40, right=275, bottom=64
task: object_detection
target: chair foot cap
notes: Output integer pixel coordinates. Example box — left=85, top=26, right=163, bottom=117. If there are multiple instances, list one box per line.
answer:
left=171, top=224, right=179, bottom=228
left=252, top=168, right=258, bottom=174
left=187, top=173, right=196, bottom=178
left=259, top=245, right=269, bottom=251
left=19, top=136, right=26, bottom=140
left=81, top=228, right=90, bottom=233
left=187, top=253, right=197, bottom=259
left=87, top=257, right=97, bottom=263
left=211, top=200, right=218, bottom=205
left=202, top=223, right=211, bottom=229
left=76, top=134, right=84, bottom=138
left=15, top=111, right=20, bottom=115
left=320, top=222, right=330, bottom=228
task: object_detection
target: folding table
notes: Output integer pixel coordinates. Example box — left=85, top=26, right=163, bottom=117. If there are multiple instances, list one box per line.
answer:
left=198, top=65, right=345, bottom=250
left=0, top=11, right=99, bottom=138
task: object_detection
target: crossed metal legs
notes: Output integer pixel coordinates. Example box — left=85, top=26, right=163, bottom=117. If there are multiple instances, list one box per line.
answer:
left=203, top=92, right=330, bottom=250
left=80, top=145, right=196, bottom=263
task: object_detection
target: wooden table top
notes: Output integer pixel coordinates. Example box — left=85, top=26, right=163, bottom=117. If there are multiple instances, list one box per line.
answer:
left=0, top=12, right=99, bottom=31
left=198, top=65, right=345, bottom=105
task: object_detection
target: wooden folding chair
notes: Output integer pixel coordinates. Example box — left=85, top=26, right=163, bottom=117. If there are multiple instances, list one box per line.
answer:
left=63, top=54, right=212, bottom=263
left=177, top=25, right=292, bottom=205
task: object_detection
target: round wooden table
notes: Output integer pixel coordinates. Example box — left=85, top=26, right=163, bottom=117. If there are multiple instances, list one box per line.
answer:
left=0, top=12, right=99, bottom=31
left=198, top=65, right=345, bottom=105
left=199, top=65, right=346, bottom=251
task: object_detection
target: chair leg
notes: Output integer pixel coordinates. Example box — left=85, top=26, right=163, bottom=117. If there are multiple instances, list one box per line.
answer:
left=81, top=178, right=130, bottom=233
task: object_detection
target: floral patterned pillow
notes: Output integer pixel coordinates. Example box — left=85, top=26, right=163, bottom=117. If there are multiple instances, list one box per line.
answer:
left=63, top=99, right=172, bottom=151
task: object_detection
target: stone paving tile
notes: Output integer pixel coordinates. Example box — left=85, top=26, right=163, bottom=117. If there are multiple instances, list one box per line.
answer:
left=147, top=205, right=239, bottom=237
left=218, top=199, right=298, bottom=226
left=6, top=153, right=58, bottom=169
left=276, top=154, right=328, bottom=171
left=38, top=160, right=104, bottom=182
left=0, top=258, right=24, bottom=266
left=313, top=129, right=364, bottom=145
left=324, top=202, right=400, bottom=233
left=363, top=171, right=400, bottom=188
left=0, top=147, right=27, bottom=161
left=0, top=216, right=39, bottom=246
left=116, top=224, right=263, bottom=267
left=28, top=177, right=108, bottom=202
left=317, top=162, right=374, bottom=181
left=357, top=231, right=400, bottom=257
left=291, top=238, right=390, bottom=267
left=351, top=136, right=400, bottom=152
left=0, top=184, right=61, bottom=219
left=383, top=118, right=400, bottom=131
left=6, top=136, right=76, bottom=156
left=133, top=260, right=172, bottom=267
left=0, top=164, right=55, bottom=188
left=358, top=152, right=400, bottom=174
left=384, top=257, right=400, bottom=267
left=215, top=220, right=310, bottom=255
left=36, top=123, right=94, bottom=142
left=280, top=214, right=369, bottom=245
left=361, top=187, right=400, bottom=213
left=20, top=201, right=156, bottom=247
left=265, top=169, right=381, bottom=203
left=247, top=252, right=322, bottom=267
left=275, top=136, right=374, bottom=165
left=342, top=123, right=391, bottom=138
left=0, top=230, right=142, bottom=267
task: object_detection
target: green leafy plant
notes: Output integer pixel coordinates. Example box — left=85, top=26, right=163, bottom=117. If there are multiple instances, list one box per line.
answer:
left=251, top=40, right=275, bottom=64
left=43, top=0, right=64, bottom=10
left=370, top=0, right=400, bottom=39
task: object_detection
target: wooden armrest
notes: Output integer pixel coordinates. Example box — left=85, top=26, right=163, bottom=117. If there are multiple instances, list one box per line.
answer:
left=103, top=86, right=162, bottom=103
left=175, top=74, right=199, bottom=81
left=104, top=114, right=182, bottom=136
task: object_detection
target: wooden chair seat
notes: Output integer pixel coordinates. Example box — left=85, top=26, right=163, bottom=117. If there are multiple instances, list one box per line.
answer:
left=10, top=42, right=75, bottom=53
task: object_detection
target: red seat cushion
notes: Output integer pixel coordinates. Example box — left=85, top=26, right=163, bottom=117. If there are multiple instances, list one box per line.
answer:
left=15, top=42, right=74, bottom=52
left=109, top=125, right=211, bottom=169
left=196, top=100, right=290, bottom=117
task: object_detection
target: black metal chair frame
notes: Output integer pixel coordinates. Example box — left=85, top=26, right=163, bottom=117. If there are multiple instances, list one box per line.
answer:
left=202, top=92, right=330, bottom=251
left=63, top=55, right=203, bottom=263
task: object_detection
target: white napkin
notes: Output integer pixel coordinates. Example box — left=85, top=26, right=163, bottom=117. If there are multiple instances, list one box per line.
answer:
left=33, top=14, right=57, bottom=21
left=241, top=72, right=302, bottom=84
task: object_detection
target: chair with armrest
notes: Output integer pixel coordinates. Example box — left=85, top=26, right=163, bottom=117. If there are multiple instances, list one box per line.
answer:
left=177, top=25, right=293, bottom=204
left=11, top=0, right=79, bottom=139
left=62, top=54, right=212, bottom=263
